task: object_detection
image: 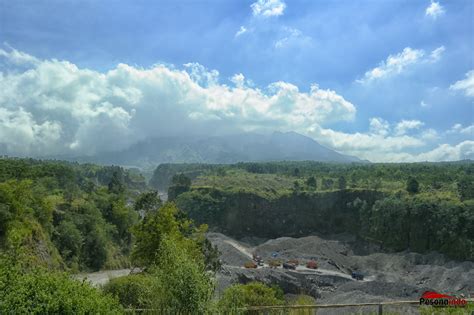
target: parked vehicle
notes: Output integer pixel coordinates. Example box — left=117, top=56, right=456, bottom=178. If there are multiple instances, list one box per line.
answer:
left=283, top=262, right=297, bottom=270
left=268, top=260, right=281, bottom=268
left=351, top=271, right=364, bottom=280
left=306, top=260, right=318, bottom=269
left=244, top=261, right=257, bottom=269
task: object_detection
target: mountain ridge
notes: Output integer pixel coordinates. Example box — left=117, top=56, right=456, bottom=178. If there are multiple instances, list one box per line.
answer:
left=49, top=132, right=364, bottom=167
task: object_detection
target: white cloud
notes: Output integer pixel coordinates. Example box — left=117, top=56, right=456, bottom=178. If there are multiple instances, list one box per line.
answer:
left=420, top=128, right=439, bottom=141
left=305, top=117, right=461, bottom=162
left=235, top=26, right=247, bottom=37
left=447, top=123, right=474, bottom=135
left=412, top=141, right=473, bottom=162
left=251, top=0, right=286, bottom=17
left=450, top=70, right=474, bottom=97
left=0, top=47, right=356, bottom=156
left=420, top=100, right=429, bottom=107
left=369, top=117, right=390, bottom=136
left=308, top=123, right=472, bottom=162
left=426, top=1, right=445, bottom=19
left=429, top=46, right=445, bottom=62
left=274, top=27, right=311, bottom=49
left=357, top=46, right=444, bottom=83
left=394, top=119, right=424, bottom=136
left=0, top=46, right=39, bottom=66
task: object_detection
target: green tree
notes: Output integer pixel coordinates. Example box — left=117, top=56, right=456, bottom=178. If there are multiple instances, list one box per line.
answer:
left=338, top=176, right=347, bottom=190
left=131, top=203, right=189, bottom=267
left=292, top=181, right=301, bottom=193
left=108, top=171, right=124, bottom=195
left=305, top=176, right=317, bottom=189
left=458, top=175, right=474, bottom=201
left=322, top=178, right=334, bottom=190
left=134, top=191, right=162, bottom=214
left=149, top=236, right=214, bottom=313
left=406, top=177, right=420, bottom=194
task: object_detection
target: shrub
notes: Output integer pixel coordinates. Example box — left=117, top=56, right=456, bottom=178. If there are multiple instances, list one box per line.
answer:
left=103, top=274, right=158, bottom=309
left=0, top=256, right=122, bottom=314
left=217, top=281, right=284, bottom=312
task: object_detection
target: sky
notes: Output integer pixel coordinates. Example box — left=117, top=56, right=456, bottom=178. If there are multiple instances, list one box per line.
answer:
left=0, top=0, right=473, bottom=162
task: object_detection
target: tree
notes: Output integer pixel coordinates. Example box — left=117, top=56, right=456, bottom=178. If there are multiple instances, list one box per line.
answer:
left=338, top=176, right=347, bottom=190
left=108, top=171, right=124, bottom=195
left=293, top=168, right=300, bottom=177
left=406, top=177, right=419, bottom=194
left=131, top=203, right=183, bottom=267
left=322, top=178, right=334, bottom=190
left=292, top=181, right=301, bottom=193
left=305, top=176, right=317, bottom=189
left=458, top=175, right=474, bottom=201
left=134, top=191, right=162, bottom=216
left=149, top=236, right=214, bottom=313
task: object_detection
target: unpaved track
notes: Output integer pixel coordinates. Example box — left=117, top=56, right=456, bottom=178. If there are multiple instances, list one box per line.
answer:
left=221, top=233, right=365, bottom=282
left=73, top=269, right=131, bottom=287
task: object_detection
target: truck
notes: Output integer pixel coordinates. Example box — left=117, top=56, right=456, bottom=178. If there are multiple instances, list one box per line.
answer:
left=283, top=262, right=297, bottom=270
left=306, top=260, right=318, bottom=269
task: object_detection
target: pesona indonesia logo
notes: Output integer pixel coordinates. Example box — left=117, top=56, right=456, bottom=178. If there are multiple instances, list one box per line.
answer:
left=419, top=291, right=467, bottom=307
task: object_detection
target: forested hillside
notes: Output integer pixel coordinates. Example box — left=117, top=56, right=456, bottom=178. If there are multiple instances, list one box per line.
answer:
left=0, top=158, right=146, bottom=271
left=161, top=161, right=474, bottom=260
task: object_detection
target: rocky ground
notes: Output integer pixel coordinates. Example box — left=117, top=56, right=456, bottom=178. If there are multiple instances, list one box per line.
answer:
left=208, top=232, right=474, bottom=313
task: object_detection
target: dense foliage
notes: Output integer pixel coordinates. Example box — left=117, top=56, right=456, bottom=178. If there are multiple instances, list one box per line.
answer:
left=107, top=202, right=216, bottom=312
left=217, top=281, right=285, bottom=312
left=0, top=255, right=122, bottom=314
left=0, top=158, right=145, bottom=271
left=165, top=161, right=473, bottom=260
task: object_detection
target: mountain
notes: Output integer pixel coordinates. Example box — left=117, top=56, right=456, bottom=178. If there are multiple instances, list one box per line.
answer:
left=71, top=132, right=363, bottom=167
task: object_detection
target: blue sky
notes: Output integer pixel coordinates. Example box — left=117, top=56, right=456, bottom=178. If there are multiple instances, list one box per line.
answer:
left=0, top=0, right=473, bottom=161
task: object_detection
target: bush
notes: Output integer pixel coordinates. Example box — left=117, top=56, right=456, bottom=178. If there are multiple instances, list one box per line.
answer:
left=0, top=256, right=122, bottom=314
left=103, top=274, right=158, bottom=309
left=217, top=281, right=284, bottom=312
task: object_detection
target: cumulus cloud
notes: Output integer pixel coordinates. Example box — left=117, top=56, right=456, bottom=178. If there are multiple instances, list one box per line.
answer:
left=251, top=0, right=286, bottom=17
left=426, top=1, right=445, bottom=19
left=309, top=123, right=472, bottom=162
left=394, top=120, right=424, bottom=136
left=357, top=46, right=445, bottom=83
left=447, top=123, right=474, bottom=135
left=305, top=117, right=470, bottom=162
left=369, top=117, right=390, bottom=136
left=0, top=47, right=356, bottom=157
left=450, top=70, right=474, bottom=97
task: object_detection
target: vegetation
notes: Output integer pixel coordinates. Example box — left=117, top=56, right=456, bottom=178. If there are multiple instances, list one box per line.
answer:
left=0, top=255, right=122, bottom=313
left=217, top=281, right=285, bottom=312
left=1, top=157, right=473, bottom=312
left=0, top=158, right=148, bottom=271
left=164, top=160, right=473, bottom=260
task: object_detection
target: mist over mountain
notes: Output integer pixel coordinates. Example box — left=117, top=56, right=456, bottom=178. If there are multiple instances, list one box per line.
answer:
left=70, top=132, right=362, bottom=167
